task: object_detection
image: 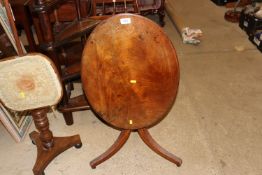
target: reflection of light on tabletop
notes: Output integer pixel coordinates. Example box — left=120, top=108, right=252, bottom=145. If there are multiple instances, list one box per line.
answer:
left=130, top=80, right=136, bottom=84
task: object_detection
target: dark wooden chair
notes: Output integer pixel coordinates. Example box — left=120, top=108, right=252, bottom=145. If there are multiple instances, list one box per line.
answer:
left=30, top=0, right=101, bottom=125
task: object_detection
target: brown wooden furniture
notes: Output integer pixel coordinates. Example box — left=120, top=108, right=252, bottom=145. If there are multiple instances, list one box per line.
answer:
left=92, top=0, right=166, bottom=26
left=30, top=0, right=103, bottom=125
left=0, top=3, right=82, bottom=174
left=91, top=0, right=139, bottom=16
left=0, top=54, right=82, bottom=175
left=31, top=0, right=92, bottom=45
left=10, top=0, right=37, bottom=52
left=81, top=14, right=182, bottom=168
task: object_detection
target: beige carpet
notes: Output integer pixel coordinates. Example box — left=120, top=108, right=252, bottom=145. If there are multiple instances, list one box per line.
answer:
left=1, top=0, right=262, bottom=174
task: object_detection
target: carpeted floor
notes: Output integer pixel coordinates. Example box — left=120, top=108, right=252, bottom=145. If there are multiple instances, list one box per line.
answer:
left=0, top=0, right=262, bottom=175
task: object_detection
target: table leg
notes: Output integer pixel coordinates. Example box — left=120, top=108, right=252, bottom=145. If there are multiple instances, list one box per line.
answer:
left=138, top=128, right=182, bottom=167
left=90, top=130, right=131, bottom=169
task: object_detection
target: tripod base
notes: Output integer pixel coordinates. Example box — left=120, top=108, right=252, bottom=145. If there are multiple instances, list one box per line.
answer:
left=90, top=128, right=182, bottom=168
left=30, top=131, right=82, bottom=175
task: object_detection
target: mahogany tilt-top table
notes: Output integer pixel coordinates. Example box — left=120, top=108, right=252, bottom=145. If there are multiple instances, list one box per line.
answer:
left=81, top=13, right=182, bottom=168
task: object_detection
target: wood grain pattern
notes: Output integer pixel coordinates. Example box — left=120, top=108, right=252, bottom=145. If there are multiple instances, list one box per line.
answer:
left=81, top=14, right=179, bottom=130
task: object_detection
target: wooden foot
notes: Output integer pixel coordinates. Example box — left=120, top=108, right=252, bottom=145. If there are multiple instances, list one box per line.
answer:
left=138, top=128, right=182, bottom=167
left=90, top=130, right=131, bottom=169
left=63, top=112, right=74, bottom=125
left=30, top=108, right=82, bottom=175
left=30, top=131, right=82, bottom=175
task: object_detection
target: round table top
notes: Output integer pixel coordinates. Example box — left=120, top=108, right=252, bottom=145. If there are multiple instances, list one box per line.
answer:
left=81, top=14, right=179, bottom=130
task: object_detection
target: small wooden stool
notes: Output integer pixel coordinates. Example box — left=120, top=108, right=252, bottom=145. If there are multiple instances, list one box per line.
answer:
left=0, top=54, right=82, bottom=175
left=81, top=14, right=182, bottom=168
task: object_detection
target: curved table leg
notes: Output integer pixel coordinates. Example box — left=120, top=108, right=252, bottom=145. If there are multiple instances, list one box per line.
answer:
left=90, top=130, right=131, bottom=169
left=138, top=128, right=182, bottom=167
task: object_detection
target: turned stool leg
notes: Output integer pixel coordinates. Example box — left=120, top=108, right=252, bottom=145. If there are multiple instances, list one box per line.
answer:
left=30, top=108, right=82, bottom=175
left=31, top=108, right=54, bottom=149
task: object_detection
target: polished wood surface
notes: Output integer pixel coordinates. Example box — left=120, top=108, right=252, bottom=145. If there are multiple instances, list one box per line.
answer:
left=82, top=14, right=181, bottom=168
left=82, top=14, right=179, bottom=130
